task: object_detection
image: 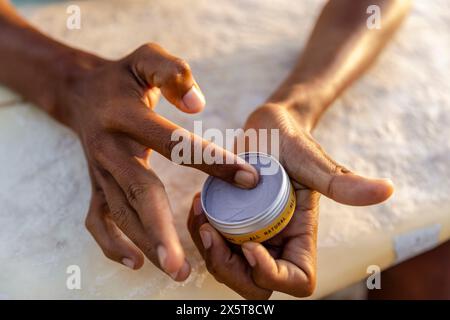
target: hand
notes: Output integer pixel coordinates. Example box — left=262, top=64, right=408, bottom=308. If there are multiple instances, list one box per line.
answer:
left=188, top=103, right=393, bottom=298
left=58, top=43, right=258, bottom=280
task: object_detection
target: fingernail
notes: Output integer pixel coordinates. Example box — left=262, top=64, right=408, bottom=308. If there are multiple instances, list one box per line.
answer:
left=199, top=229, right=212, bottom=250
left=234, top=170, right=257, bottom=188
left=382, top=178, right=394, bottom=186
left=170, top=260, right=190, bottom=281
left=122, top=257, right=135, bottom=269
left=193, top=197, right=203, bottom=216
left=169, top=270, right=179, bottom=280
left=182, top=86, right=205, bottom=111
left=180, top=260, right=191, bottom=276
left=157, top=245, right=168, bottom=271
left=242, top=247, right=256, bottom=267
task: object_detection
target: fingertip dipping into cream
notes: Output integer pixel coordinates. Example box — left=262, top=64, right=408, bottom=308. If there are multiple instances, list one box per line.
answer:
left=201, top=153, right=296, bottom=245
left=234, top=169, right=258, bottom=189
left=233, top=156, right=259, bottom=189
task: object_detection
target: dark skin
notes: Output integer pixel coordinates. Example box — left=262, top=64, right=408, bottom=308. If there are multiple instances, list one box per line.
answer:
left=2, top=0, right=431, bottom=299
left=188, top=0, right=411, bottom=299
left=0, top=0, right=260, bottom=280
left=368, top=241, right=450, bottom=300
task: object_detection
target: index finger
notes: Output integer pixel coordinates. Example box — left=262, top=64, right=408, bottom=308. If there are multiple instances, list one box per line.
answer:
left=115, top=107, right=259, bottom=189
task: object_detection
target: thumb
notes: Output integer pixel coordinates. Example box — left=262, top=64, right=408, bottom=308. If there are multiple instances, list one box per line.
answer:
left=130, top=43, right=205, bottom=113
left=289, top=135, right=394, bottom=206
left=323, top=171, right=394, bottom=206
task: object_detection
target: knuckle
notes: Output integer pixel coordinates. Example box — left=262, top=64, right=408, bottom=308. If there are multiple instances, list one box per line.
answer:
left=86, top=133, right=102, bottom=150
left=98, top=108, right=118, bottom=130
left=84, top=215, right=95, bottom=233
left=164, top=138, right=183, bottom=158
left=326, top=163, right=349, bottom=198
left=222, top=254, right=237, bottom=271
left=111, top=206, right=130, bottom=229
left=86, top=134, right=109, bottom=161
left=333, top=163, right=350, bottom=175
left=136, top=42, right=161, bottom=57
left=113, top=163, right=135, bottom=181
left=125, top=182, right=149, bottom=204
left=172, top=58, right=191, bottom=77
left=129, top=43, right=163, bottom=72
left=144, top=42, right=162, bottom=51
left=110, top=229, right=124, bottom=242
left=326, top=173, right=338, bottom=199
left=297, top=219, right=318, bottom=239
left=91, top=147, right=106, bottom=163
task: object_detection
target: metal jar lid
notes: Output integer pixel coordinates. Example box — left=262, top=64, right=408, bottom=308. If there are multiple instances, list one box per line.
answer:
left=201, top=152, right=291, bottom=236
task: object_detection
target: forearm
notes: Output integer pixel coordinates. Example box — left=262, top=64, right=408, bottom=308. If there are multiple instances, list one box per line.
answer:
left=0, top=1, right=101, bottom=121
left=268, top=0, right=411, bottom=130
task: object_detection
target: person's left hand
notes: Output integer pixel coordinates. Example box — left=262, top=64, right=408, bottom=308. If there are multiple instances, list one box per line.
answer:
left=187, top=103, right=394, bottom=299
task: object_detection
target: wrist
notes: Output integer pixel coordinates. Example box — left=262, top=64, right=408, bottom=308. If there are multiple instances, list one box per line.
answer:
left=266, top=81, right=333, bottom=131
left=51, top=50, right=106, bottom=129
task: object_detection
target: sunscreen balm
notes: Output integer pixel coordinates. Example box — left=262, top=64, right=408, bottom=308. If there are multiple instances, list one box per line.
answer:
left=201, top=152, right=296, bottom=244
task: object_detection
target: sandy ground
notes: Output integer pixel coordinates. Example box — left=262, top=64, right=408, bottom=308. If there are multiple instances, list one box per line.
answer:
left=0, top=0, right=449, bottom=299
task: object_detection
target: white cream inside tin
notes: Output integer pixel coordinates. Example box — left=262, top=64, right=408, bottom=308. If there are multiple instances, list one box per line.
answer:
left=203, top=153, right=283, bottom=223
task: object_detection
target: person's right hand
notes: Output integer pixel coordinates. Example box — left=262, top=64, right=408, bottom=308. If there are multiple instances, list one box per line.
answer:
left=57, top=43, right=258, bottom=280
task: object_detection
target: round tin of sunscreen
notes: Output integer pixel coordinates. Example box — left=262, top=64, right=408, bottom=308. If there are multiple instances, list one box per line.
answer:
left=200, top=152, right=296, bottom=244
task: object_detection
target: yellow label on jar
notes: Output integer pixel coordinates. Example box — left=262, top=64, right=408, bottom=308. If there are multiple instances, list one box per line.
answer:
left=220, top=184, right=296, bottom=244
